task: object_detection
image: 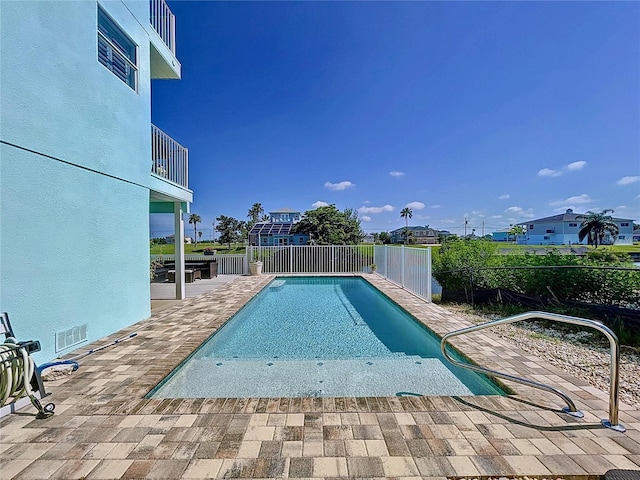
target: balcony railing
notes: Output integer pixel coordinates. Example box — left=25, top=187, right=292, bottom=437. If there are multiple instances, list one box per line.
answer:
left=150, top=0, right=176, bottom=55
left=151, top=124, right=188, bottom=188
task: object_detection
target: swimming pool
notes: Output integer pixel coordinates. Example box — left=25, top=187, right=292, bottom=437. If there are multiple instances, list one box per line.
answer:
left=149, top=277, right=505, bottom=398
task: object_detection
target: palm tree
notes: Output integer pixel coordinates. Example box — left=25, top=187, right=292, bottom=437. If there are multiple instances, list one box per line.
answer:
left=578, top=209, right=619, bottom=248
left=248, top=203, right=265, bottom=224
left=400, top=207, right=412, bottom=244
left=508, top=224, right=526, bottom=244
left=188, top=213, right=201, bottom=246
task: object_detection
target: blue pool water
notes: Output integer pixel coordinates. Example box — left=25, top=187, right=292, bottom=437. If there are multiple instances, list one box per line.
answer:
left=150, top=277, right=505, bottom=398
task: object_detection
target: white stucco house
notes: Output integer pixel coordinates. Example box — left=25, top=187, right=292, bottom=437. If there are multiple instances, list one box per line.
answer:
left=1, top=0, right=192, bottom=362
left=516, top=209, right=634, bottom=246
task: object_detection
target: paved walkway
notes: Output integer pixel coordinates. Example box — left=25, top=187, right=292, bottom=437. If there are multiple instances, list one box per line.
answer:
left=1, top=274, right=639, bottom=479
left=150, top=275, right=241, bottom=314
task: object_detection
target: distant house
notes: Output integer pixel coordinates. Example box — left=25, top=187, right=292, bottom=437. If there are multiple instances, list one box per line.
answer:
left=249, top=208, right=309, bottom=246
left=516, top=209, right=634, bottom=246
left=492, top=229, right=510, bottom=242
left=633, top=226, right=640, bottom=243
left=390, top=226, right=439, bottom=244
left=362, top=233, right=375, bottom=243
left=165, top=235, right=192, bottom=244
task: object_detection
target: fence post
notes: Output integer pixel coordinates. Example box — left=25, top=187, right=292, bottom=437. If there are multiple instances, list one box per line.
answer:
left=289, top=244, right=293, bottom=273
left=401, top=245, right=405, bottom=288
left=427, top=247, right=432, bottom=302
left=384, top=245, right=388, bottom=278
left=332, top=245, right=335, bottom=273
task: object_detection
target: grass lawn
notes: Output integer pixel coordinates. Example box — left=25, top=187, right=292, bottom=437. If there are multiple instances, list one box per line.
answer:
left=150, top=242, right=246, bottom=255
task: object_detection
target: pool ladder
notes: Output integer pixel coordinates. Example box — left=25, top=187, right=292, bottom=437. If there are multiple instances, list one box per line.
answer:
left=440, top=311, right=625, bottom=432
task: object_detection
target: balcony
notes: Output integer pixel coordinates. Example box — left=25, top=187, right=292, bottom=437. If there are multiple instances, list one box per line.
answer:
left=151, top=0, right=175, bottom=54
left=151, top=124, right=188, bottom=189
left=150, top=0, right=181, bottom=79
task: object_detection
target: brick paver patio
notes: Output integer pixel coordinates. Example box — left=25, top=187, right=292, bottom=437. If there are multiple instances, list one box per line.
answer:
left=1, top=274, right=639, bottom=479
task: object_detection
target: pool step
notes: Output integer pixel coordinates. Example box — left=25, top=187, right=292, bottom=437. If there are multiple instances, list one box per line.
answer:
left=152, top=356, right=477, bottom=398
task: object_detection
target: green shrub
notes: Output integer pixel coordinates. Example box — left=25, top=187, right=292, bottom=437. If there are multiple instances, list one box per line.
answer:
left=434, top=242, right=639, bottom=309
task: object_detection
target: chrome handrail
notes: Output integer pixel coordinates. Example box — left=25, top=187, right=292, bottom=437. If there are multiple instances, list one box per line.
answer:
left=441, top=310, right=625, bottom=432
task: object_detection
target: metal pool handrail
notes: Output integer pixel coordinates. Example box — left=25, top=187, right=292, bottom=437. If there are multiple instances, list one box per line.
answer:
left=440, top=311, right=625, bottom=432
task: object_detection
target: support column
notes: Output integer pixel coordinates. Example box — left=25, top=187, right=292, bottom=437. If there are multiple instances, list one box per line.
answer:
left=174, top=202, right=185, bottom=300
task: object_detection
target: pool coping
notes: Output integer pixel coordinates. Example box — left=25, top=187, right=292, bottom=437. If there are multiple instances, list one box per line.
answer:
left=1, top=273, right=639, bottom=479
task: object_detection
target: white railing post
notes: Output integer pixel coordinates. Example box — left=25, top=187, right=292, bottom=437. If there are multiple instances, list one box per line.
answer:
left=427, top=247, right=432, bottom=302
left=331, top=245, right=335, bottom=273
left=170, top=13, right=176, bottom=55
left=401, top=245, right=405, bottom=288
left=383, top=245, right=387, bottom=277
left=289, top=245, right=293, bottom=273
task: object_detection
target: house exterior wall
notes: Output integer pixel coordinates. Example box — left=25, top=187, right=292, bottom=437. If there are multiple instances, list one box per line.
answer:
left=492, top=231, right=509, bottom=242
left=0, top=1, right=184, bottom=362
left=254, top=232, right=309, bottom=246
left=521, top=219, right=634, bottom=246
left=270, top=212, right=301, bottom=223
left=390, top=227, right=438, bottom=244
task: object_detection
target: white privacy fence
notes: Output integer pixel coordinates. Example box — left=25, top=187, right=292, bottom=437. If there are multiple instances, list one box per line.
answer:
left=152, top=245, right=432, bottom=301
left=248, top=245, right=374, bottom=274
left=249, top=245, right=432, bottom=302
left=373, top=245, right=432, bottom=302
left=151, top=254, right=245, bottom=274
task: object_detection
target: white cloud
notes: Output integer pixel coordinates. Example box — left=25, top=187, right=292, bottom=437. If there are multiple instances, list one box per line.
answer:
left=505, top=206, right=535, bottom=218
left=430, top=205, right=441, bottom=209
left=312, top=200, right=329, bottom=208
left=498, top=194, right=510, bottom=200
left=358, top=204, right=394, bottom=214
left=405, top=201, right=425, bottom=210
left=549, top=194, right=592, bottom=207
left=539, top=161, right=587, bottom=177
left=538, top=168, right=561, bottom=177
left=324, top=181, right=354, bottom=191
left=389, top=171, right=405, bottom=177
left=566, top=161, right=586, bottom=171
left=361, top=215, right=372, bottom=222
left=617, top=176, right=640, bottom=185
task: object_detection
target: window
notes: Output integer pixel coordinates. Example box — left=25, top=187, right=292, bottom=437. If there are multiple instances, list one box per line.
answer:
left=569, top=223, right=577, bottom=227
left=619, top=235, right=626, bottom=240
left=529, top=225, right=534, bottom=230
left=98, top=7, right=137, bottom=90
left=621, top=223, right=629, bottom=227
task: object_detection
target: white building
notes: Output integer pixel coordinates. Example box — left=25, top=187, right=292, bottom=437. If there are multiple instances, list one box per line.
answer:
left=517, top=209, right=634, bottom=246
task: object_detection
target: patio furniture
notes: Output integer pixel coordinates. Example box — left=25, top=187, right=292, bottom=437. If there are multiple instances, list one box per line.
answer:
left=167, top=269, right=201, bottom=283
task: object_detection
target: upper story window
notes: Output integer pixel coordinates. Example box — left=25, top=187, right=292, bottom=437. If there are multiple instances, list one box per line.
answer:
left=98, top=7, right=137, bottom=90
left=529, top=224, right=534, bottom=230
left=569, top=223, right=578, bottom=227
left=621, top=222, right=629, bottom=227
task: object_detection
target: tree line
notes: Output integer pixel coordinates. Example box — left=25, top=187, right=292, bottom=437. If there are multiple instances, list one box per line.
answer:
left=183, top=207, right=627, bottom=249
left=185, top=203, right=367, bottom=249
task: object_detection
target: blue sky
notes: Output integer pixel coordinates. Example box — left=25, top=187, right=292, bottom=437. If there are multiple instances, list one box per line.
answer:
left=150, top=1, right=639, bottom=239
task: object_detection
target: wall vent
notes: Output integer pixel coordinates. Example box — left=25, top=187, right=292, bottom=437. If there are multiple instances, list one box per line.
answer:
left=55, top=324, right=87, bottom=352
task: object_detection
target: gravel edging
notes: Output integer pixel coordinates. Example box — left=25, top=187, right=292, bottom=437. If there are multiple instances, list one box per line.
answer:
left=442, top=304, right=640, bottom=409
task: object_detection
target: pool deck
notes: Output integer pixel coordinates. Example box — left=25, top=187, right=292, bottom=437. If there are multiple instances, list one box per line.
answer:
left=1, top=274, right=639, bottom=479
